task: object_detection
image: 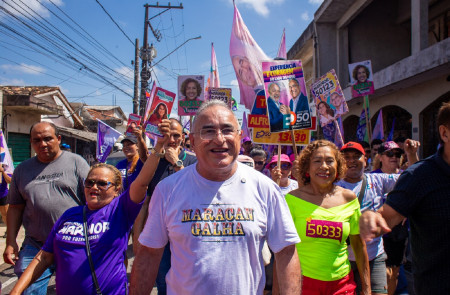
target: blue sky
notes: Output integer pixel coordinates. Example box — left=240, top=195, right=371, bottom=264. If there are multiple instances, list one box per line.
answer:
left=0, top=0, right=323, bottom=117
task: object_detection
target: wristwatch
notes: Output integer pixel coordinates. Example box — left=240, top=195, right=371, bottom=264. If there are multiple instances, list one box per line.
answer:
left=151, top=148, right=165, bottom=158
left=174, top=159, right=184, bottom=168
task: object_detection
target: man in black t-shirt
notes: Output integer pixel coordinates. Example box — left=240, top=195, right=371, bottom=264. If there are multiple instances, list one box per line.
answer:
left=360, top=102, right=450, bottom=295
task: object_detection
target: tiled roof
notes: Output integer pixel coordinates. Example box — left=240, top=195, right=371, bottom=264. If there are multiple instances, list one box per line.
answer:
left=0, top=86, right=60, bottom=96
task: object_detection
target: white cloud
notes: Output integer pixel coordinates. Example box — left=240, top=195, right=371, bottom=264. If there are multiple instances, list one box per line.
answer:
left=301, top=11, right=310, bottom=21
left=237, top=0, right=284, bottom=17
left=308, top=0, right=323, bottom=5
left=286, top=18, right=294, bottom=25
left=0, top=63, right=45, bottom=75
left=0, top=78, right=26, bottom=85
left=115, top=66, right=134, bottom=83
left=56, top=85, right=69, bottom=95
left=0, top=0, right=63, bottom=19
left=230, top=79, right=239, bottom=86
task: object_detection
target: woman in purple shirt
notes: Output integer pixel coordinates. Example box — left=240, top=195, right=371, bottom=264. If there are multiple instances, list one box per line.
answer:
left=11, top=121, right=171, bottom=295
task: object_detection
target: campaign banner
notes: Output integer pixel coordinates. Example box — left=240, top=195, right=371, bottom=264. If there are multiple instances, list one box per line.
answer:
left=97, top=120, right=122, bottom=163
left=145, top=87, right=176, bottom=137
left=0, top=130, right=14, bottom=174
left=142, top=81, right=157, bottom=124
left=310, top=69, right=348, bottom=128
left=178, top=75, right=204, bottom=116
left=125, top=114, right=141, bottom=137
left=252, top=128, right=310, bottom=146
left=208, top=87, right=232, bottom=108
left=310, top=70, right=347, bottom=147
left=349, top=60, right=375, bottom=98
left=230, top=3, right=269, bottom=111
left=262, top=60, right=312, bottom=133
left=248, top=115, right=317, bottom=131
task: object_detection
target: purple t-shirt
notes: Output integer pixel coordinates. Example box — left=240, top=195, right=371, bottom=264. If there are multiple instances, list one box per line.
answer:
left=0, top=173, right=12, bottom=198
left=42, top=189, right=143, bottom=295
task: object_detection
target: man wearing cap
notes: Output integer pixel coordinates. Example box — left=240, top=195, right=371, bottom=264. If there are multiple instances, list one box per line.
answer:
left=130, top=100, right=301, bottom=295
left=372, top=141, right=406, bottom=174
left=241, top=136, right=253, bottom=156
left=116, top=127, right=148, bottom=191
left=337, top=141, right=419, bottom=295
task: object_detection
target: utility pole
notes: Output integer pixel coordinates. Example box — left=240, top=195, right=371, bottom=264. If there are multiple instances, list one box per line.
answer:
left=133, top=38, right=139, bottom=114
left=139, top=3, right=183, bottom=117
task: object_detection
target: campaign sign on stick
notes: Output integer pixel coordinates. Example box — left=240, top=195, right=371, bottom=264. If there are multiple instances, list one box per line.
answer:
left=348, top=60, right=375, bottom=98
left=178, top=75, right=204, bottom=116
left=252, top=128, right=310, bottom=146
left=208, top=87, right=232, bottom=109
left=145, top=87, right=176, bottom=137
left=262, top=60, right=312, bottom=133
left=125, top=114, right=141, bottom=137
left=310, top=69, right=347, bottom=146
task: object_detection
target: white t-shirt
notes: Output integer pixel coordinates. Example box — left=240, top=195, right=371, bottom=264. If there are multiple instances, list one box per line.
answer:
left=336, top=173, right=399, bottom=260
left=139, top=162, right=300, bottom=295
left=279, top=179, right=299, bottom=196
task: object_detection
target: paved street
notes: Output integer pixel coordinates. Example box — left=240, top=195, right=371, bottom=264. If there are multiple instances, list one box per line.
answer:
left=0, top=222, right=157, bottom=294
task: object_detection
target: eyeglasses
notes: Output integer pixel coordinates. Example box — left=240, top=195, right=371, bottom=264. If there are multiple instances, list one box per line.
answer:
left=383, top=150, right=402, bottom=158
left=84, top=179, right=113, bottom=190
left=198, top=127, right=240, bottom=141
left=269, top=163, right=292, bottom=170
left=254, top=161, right=265, bottom=166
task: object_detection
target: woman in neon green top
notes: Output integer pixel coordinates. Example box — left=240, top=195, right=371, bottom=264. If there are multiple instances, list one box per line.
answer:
left=286, top=140, right=370, bottom=295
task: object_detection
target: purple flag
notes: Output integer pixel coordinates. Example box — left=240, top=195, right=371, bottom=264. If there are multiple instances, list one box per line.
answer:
left=276, top=28, right=286, bottom=59
left=96, top=120, right=122, bottom=163
left=0, top=131, right=14, bottom=174
left=205, top=43, right=221, bottom=101
left=241, top=111, right=250, bottom=140
left=387, top=118, right=396, bottom=141
left=230, top=3, right=269, bottom=110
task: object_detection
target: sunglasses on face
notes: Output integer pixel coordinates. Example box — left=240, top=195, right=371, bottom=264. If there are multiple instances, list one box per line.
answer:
left=269, top=163, right=292, bottom=170
left=84, top=179, right=113, bottom=190
left=254, top=161, right=265, bottom=166
left=383, top=150, right=402, bottom=158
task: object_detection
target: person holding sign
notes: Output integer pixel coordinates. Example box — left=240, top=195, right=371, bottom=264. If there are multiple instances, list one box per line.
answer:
left=284, top=140, right=371, bottom=295
left=148, top=103, right=168, bottom=126
left=10, top=121, right=170, bottom=295
left=267, top=82, right=289, bottom=131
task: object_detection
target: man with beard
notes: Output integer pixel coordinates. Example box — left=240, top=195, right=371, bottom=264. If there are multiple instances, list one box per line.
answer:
left=267, top=82, right=289, bottom=132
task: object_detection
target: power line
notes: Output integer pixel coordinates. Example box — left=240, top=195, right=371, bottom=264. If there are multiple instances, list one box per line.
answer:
left=93, top=0, right=134, bottom=46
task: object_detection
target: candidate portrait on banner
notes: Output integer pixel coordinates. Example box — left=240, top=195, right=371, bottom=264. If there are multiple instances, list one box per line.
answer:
left=348, top=60, right=375, bottom=98
left=178, top=75, right=204, bottom=116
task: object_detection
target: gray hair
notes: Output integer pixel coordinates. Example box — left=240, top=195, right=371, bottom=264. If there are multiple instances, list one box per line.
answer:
left=192, top=100, right=239, bottom=131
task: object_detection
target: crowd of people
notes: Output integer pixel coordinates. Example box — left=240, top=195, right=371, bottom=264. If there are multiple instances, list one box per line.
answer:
left=0, top=100, right=448, bottom=295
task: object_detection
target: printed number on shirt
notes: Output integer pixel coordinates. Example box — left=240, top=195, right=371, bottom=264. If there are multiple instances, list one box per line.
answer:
left=306, top=219, right=343, bottom=241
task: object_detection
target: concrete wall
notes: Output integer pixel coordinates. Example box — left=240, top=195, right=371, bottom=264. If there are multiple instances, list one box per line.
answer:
left=348, top=0, right=411, bottom=72
left=344, top=75, right=450, bottom=142
left=6, top=109, right=40, bottom=134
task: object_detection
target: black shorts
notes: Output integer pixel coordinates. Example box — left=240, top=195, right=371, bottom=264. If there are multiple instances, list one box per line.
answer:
left=0, top=197, right=7, bottom=206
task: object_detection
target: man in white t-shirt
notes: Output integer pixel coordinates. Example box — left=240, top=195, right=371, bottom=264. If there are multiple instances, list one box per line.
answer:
left=130, top=100, right=301, bottom=295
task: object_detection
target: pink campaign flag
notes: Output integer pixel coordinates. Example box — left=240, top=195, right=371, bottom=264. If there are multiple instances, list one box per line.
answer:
left=142, top=81, right=157, bottom=124
left=372, top=109, right=385, bottom=140
left=230, top=3, right=269, bottom=111
left=276, top=28, right=287, bottom=59
left=205, top=43, right=221, bottom=101
left=241, top=111, right=250, bottom=139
